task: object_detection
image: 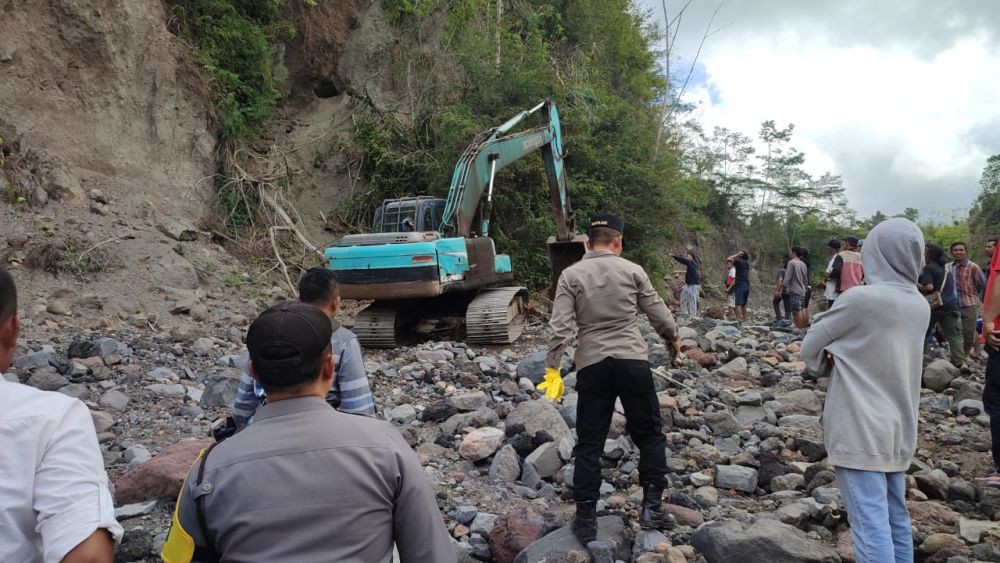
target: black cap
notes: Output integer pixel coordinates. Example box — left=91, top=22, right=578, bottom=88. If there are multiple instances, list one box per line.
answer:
left=827, top=239, right=842, bottom=250
left=842, top=235, right=860, bottom=246
left=590, top=214, right=624, bottom=234
left=247, top=302, right=334, bottom=377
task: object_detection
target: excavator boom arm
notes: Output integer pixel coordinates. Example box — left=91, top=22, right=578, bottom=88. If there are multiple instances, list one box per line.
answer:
left=439, top=101, right=577, bottom=240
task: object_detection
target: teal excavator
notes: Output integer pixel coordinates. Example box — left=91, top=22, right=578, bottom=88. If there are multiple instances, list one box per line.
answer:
left=325, top=101, right=587, bottom=348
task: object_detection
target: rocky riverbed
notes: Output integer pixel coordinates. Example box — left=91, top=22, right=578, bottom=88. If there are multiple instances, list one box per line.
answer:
left=7, top=306, right=1000, bottom=563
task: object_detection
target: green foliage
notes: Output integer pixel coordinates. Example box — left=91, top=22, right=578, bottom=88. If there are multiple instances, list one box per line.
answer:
left=342, top=0, right=709, bottom=289
left=384, top=0, right=441, bottom=23
left=970, top=154, right=1000, bottom=259
left=166, top=0, right=297, bottom=140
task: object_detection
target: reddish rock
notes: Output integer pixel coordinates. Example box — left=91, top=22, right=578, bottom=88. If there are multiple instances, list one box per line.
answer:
left=835, top=531, right=855, bottom=563
left=658, top=394, right=678, bottom=411
left=664, top=503, right=704, bottom=527
left=114, top=438, right=212, bottom=504
left=786, top=343, right=801, bottom=353
left=907, top=501, right=960, bottom=534
left=685, top=349, right=718, bottom=368
left=489, top=505, right=549, bottom=563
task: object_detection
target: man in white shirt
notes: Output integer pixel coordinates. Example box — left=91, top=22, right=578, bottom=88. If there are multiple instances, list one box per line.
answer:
left=0, top=270, right=123, bottom=563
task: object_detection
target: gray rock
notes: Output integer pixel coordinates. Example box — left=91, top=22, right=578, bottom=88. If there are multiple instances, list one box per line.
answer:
left=715, top=465, right=759, bottom=493
left=446, top=391, right=489, bottom=412
left=27, top=370, right=69, bottom=391
left=91, top=337, right=125, bottom=360
left=736, top=405, right=777, bottom=426
left=455, top=505, right=478, bottom=524
left=155, top=251, right=200, bottom=290
left=57, top=383, right=90, bottom=401
left=512, top=516, right=628, bottom=563
left=147, top=366, right=179, bottom=381
left=587, top=540, right=614, bottom=563
left=99, top=389, right=130, bottom=411
left=489, top=444, right=521, bottom=482
left=192, top=338, right=214, bottom=355
left=922, top=359, right=959, bottom=392
left=471, top=512, right=498, bottom=537
left=957, top=399, right=984, bottom=417
left=691, top=518, right=841, bottom=563
left=157, top=217, right=198, bottom=241
left=777, top=415, right=822, bottom=432
left=388, top=404, right=417, bottom=425
left=525, top=442, right=562, bottom=478
left=441, top=407, right=500, bottom=435
left=718, top=357, right=749, bottom=378
left=516, top=351, right=548, bottom=385
left=199, top=373, right=241, bottom=408
left=705, top=409, right=742, bottom=436
left=776, top=389, right=823, bottom=415
left=145, top=383, right=185, bottom=398
left=920, top=394, right=953, bottom=414
left=414, top=349, right=454, bottom=363
left=776, top=502, right=811, bottom=529
left=505, top=400, right=573, bottom=444
left=521, top=461, right=543, bottom=490
left=91, top=411, right=115, bottom=433
left=115, top=500, right=157, bottom=520
left=125, top=445, right=152, bottom=469
left=14, top=351, right=55, bottom=370
left=958, top=516, right=1000, bottom=543
left=914, top=469, right=950, bottom=500
left=633, top=530, right=670, bottom=559
left=770, top=473, right=805, bottom=492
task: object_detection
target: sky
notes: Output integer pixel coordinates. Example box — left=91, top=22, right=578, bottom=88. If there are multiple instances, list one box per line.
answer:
left=638, top=0, right=1000, bottom=219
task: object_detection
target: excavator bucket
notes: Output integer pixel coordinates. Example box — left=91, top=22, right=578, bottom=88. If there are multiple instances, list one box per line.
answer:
left=546, top=234, right=588, bottom=298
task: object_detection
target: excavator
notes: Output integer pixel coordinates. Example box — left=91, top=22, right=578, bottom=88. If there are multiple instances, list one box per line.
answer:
left=324, top=101, right=588, bottom=348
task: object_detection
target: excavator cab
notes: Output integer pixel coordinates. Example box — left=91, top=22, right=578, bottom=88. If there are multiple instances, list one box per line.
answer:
left=372, top=197, right=446, bottom=233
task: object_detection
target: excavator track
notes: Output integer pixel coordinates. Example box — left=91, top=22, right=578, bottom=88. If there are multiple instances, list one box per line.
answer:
left=354, top=303, right=402, bottom=349
left=466, top=287, right=529, bottom=345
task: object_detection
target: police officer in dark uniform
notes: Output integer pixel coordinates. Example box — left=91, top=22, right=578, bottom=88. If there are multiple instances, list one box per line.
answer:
left=540, top=214, right=680, bottom=542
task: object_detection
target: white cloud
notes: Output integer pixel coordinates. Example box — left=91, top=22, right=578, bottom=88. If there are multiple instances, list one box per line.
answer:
left=644, top=0, right=1000, bottom=217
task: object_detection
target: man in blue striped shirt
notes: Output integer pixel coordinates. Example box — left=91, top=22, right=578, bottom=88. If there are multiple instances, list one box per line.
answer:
left=231, top=268, right=377, bottom=428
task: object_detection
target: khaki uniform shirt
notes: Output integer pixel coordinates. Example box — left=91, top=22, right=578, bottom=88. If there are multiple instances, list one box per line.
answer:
left=547, top=250, right=677, bottom=370
left=165, top=396, right=455, bottom=563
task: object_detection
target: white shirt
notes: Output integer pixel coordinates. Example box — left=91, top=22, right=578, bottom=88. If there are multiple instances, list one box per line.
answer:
left=824, top=256, right=839, bottom=300
left=0, top=378, right=123, bottom=562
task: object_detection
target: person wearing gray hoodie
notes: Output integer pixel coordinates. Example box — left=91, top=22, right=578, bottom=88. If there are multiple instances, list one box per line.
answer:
left=801, top=218, right=928, bottom=563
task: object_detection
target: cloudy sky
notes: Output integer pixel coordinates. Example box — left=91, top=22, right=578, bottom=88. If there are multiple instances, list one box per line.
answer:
left=639, top=0, right=1000, bottom=219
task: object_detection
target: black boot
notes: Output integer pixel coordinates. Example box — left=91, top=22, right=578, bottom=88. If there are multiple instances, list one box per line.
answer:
left=638, top=485, right=675, bottom=530
left=572, top=501, right=598, bottom=543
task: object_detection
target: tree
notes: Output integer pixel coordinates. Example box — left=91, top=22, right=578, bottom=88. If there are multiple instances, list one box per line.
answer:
left=969, top=154, right=1000, bottom=259
left=894, top=207, right=919, bottom=223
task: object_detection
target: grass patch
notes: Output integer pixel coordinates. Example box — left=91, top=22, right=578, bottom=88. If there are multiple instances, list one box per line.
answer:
left=23, top=238, right=119, bottom=277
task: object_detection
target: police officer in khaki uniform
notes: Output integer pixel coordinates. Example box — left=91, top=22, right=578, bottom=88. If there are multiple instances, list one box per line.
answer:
left=162, top=302, right=454, bottom=563
left=539, top=214, right=681, bottom=543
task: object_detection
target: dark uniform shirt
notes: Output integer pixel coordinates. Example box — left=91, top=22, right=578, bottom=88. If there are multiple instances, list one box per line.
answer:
left=162, top=396, right=455, bottom=563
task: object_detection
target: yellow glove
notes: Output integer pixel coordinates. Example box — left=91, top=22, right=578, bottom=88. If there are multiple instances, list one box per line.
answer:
left=536, top=367, right=565, bottom=402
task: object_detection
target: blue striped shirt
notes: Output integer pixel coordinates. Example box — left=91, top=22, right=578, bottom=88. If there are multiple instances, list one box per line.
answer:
left=232, top=326, right=377, bottom=429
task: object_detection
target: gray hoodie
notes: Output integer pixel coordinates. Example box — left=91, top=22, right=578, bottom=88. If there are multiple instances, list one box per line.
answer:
left=801, top=218, right=929, bottom=472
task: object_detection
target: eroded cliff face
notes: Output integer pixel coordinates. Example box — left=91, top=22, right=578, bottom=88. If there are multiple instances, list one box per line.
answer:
left=0, top=0, right=217, bottom=207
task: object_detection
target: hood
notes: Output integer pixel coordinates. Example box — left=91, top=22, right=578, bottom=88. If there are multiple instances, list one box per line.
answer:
left=861, top=218, right=925, bottom=286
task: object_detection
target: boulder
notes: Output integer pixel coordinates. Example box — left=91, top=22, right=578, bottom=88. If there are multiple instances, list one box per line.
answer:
left=388, top=404, right=417, bottom=425
left=705, top=409, right=742, bottom=436
left=718, top=357, right=749, bottom=378
left=516, top=351, right=548, bottom=385
left=99, top=389, right=130, bottom=411
left=922, top=359, right=959, bottom=392
left=447, top=391, right=490, bottom=412
left=776, top=389, right=823, bottom=415
left=27, top=370, right=69, bottom=391
left=505, top=400, right=573, bottom=444
left=145, top=383, right=185, bottom=398
left=459, top=427, right=505, bottom=461
left=691, top=518, right=841, bottom=563
left=512, top=516, right=628, bottom=563
left=489, top=444, right=521, bottom=482
left=664, top=503, right=704, bottom=527
left=114, top=438, right=213, bottom=504
left=525, top=442, right=562, bottom=478
left=489, top=505, right=551, bottom=563
left=200, top=374, right=241, bottom=408
left=957, top=399, right=984, bottom=417
left=715, top=465, right=759, bottom=493
left=913, top=469, right=950, bottom=501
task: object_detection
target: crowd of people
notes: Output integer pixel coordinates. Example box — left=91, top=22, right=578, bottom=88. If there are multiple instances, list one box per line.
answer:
left=5, top=215, right=1000, bottom=563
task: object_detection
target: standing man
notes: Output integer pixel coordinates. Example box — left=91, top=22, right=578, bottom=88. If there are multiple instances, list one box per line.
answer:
left=979, top=236, right=1000, bottom=485
left=987, top=238, right=997, bottom=261
left=784, top=247, right=810, bottom=328
left=162, top=302, right=454, bottom=562
left=728, top=250, right=751, bottom=322
left=801, top=219, right=928, bottom=562
left=231, top=267, right=376, bottom=430
left=0, top=270, right=123, bottom=563
left=830, top=235, right=865, bottom=294
left=542, top=214, right=680, bottom=543
left=950, top=241, right=987, bottom=361
left=920, top=244, right=963, bottom=367
left=772, top=260, right=790, bottom=325
left=672, top=251, right=701, bottom=317
left=822, top=240, right=842, bottom=310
